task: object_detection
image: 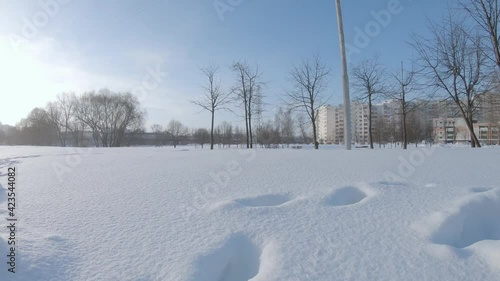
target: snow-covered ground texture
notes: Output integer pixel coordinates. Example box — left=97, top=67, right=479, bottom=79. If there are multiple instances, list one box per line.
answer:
left=0, top=145, right=499, bottom=281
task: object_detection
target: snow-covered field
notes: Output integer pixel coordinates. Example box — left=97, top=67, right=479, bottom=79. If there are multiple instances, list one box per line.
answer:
left=0, top=145, right=499, bottom=281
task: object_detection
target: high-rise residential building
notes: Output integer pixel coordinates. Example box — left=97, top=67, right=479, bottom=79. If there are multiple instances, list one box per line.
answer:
left=316, top=105, right=335, bottom=144
left=316, top=104, right=357, bottom=145
left=352, top=101, right=370, bottom=144
left=478, top=92, right=500, bottom=124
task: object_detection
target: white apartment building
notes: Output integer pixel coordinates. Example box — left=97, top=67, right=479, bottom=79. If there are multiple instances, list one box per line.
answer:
left=316, top=104, right=357, bottom=145
left=316, top=105, right=335, bottom=144
left=332, top=105, right=352, bottom=144
left=433, top=117, right=500, bottom=145
left=352, top=102, right=370, bottom=144
left=316, top=100, right=403, bottom=145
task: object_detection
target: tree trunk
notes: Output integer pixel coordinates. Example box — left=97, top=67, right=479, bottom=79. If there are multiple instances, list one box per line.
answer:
left=248, top=89, right=253, bottom=149
left=368, top=98, right=373, bottom=149
left=312, top=110, right=319, bottom=150
left=402, top=112, right=407, bottom=150
left=210, top=110, right=215, bottom=150
left=244, top=100, right=249, bottom=149
left=466, top=115, right=481, bottom=148
left=313, top=122, right=318, bottom=149
left=402, top=87, right=408, bottom=150
left=458, top=104, right=481, bottom=148
left=248, top=110, right=253, bottom=149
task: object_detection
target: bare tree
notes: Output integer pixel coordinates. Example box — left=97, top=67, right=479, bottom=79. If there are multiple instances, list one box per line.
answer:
left=220, top=121, right=233, bottom=148
left=151, top=124, right=163, bottom=133
left=373, top=113, right=390, bottom=147
left=46, top=102, right=65, bottom=146
left=193, top=128, right=210, bottom=148
left=166, top=119, right=188, bottom=148
left=411, top=15, right=490, bottom=147
left=252, top=84, right=265, bottom=145
left=74, top=89, right=146, bottom=147
left=233, top=126, right=244, bottom=148
left=256, top=120, right=280, bottom=148
left=19, top=108, right=58, bottom=146
left=272, top=111, right=283, bottom=146
left=191, top=64, right=230, bottom=150
left=461, top=0, right=500, bottom=71
left=387, top=62, right=418, bottom=150
left=151, top=124, right=165, bottom=146
left=45, top=92, right=77, bottom=147
left=69, top=119, right=86, bottom=147
left=351, top=56, right=385, bottom=149
left=231, top=61, right=263, bottom=149
left=296, top=113, right=311, bottom=144
left=287, top=55, right=331, bottom=149
left=275, top=107, right=295, bottom=147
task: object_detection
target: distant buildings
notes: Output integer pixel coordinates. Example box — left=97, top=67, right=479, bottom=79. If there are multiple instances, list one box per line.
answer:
left=316, top=100, right=402, bottom=145
left=432, top=92, right=500, bottom=145
left=316, top=94, right=500, bottom=145
left=432, top=118, right=499, bottom=145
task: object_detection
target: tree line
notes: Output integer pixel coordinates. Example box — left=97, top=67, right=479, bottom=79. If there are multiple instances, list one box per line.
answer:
left=0, top=89, right=146, bottom=147
left=149, top=109, right=299, bottom=149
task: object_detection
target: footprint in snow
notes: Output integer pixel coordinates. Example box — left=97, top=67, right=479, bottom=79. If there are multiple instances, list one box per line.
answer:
left=235, top=194, right=291, bottom=207
left=190, top=234, right=277, bottom=281
left=46, top=235, right=66, bottom=242
left=209, top=194, right=293, bottom=212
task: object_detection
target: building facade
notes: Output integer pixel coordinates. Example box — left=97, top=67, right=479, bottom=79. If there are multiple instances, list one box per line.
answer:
left=432, top=118, right=500, bottom=145
left=316, top=105, right=335, bottom=144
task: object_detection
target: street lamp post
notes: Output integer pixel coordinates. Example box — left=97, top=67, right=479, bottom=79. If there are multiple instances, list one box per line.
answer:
left=334, top=0, right=352, bottom=150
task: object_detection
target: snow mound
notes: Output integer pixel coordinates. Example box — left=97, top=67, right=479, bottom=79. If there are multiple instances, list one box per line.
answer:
left=325, top=184, right=376, bottom=207
left=467, top=240, right=500, bottom=272
left=428, top=188, right=500, bottom=248
left=190, top=234, right=277, bottom=281
left=236, top=194, right=291, bottom=207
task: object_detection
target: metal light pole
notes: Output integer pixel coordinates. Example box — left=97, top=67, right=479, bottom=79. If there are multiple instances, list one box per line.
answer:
left=334, top=0, right=352, bottom=150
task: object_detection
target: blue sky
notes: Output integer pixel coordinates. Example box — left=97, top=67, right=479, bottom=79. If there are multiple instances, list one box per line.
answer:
left=0, top=0, right=452, bottom=130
